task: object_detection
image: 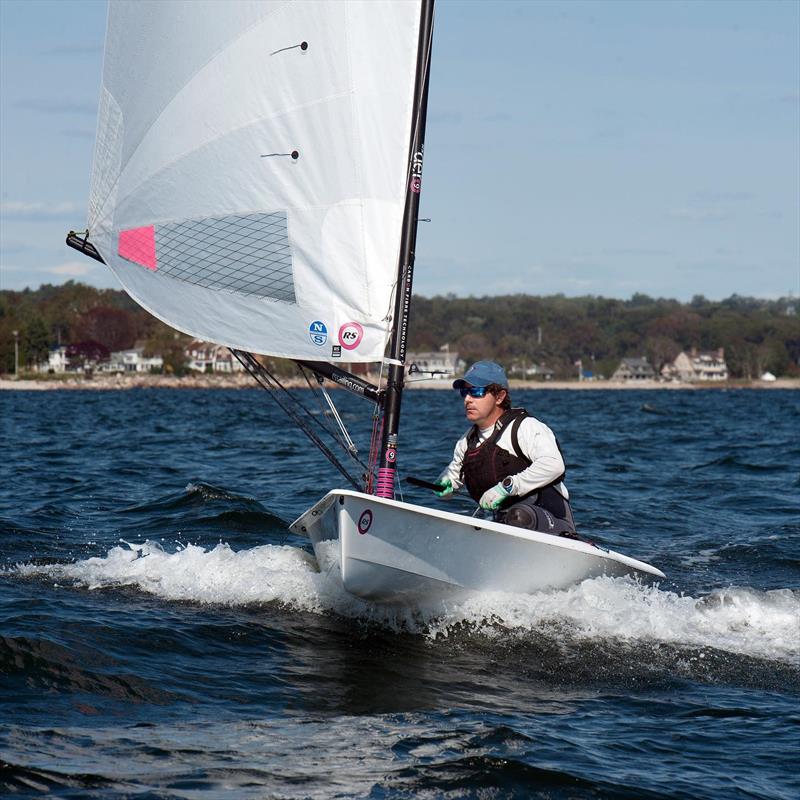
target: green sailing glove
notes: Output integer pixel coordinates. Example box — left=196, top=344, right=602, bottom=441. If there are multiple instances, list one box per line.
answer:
left=435, top=478, right=455, bottom=498
left=479, top=481, right=510, bottom=510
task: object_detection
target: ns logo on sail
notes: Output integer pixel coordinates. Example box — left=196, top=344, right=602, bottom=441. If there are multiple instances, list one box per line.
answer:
left=308, top=321, right=327, bottom=346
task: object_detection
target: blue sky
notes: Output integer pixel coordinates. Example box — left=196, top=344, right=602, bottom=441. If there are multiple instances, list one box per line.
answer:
left=1, top=0, right=798, bottom=300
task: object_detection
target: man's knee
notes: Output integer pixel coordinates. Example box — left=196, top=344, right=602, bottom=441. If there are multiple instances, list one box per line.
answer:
left=503, top=500, right=574, bottom=536
left=505, top=503, right=537, bottom=530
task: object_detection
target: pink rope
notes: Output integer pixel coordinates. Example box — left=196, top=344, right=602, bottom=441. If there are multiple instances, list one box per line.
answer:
left=375, top=467, right=395, bottom=499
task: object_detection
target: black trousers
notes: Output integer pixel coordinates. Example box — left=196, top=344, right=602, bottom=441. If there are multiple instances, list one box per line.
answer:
left=497, top=486, right=576, bottom=536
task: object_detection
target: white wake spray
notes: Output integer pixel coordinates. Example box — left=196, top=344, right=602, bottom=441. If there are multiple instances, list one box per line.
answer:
left=12, top=540, right=799, bottom=664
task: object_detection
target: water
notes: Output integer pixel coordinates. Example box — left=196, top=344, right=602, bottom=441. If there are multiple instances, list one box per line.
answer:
left=2, top=387, right=798, bottom=799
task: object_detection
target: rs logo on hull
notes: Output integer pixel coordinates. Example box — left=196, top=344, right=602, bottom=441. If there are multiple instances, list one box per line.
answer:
left=357, top=509, right=373, bottom=535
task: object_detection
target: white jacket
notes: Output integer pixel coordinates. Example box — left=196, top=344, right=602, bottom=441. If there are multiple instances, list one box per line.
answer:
left=438, top=414, right=569, bottom=499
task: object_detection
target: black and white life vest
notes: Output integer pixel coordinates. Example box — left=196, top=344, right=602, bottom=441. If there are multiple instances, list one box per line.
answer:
left=460, top=408, right=566, bottom=507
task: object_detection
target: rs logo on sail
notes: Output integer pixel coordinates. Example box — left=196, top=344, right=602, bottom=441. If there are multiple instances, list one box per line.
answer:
left=338, top=321, right=364, bottom=351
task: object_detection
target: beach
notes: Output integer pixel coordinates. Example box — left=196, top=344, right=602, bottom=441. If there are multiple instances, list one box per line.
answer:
left=1, top=374, right=798, bottom=391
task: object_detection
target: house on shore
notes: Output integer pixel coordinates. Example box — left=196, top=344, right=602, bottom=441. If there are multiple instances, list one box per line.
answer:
left=44, top=346, right=69, bottom=373
left=662, top=348, right=728, bottom=382
left=510, top=361, right=554, bottom=380
left=611, top=357, right=657, bottom=382
left=101, top=346, right=163, bottom=374
left=406, top=347, right=461, bottom=379
left=39, top=341, right=111, bottom=374
left=186, top=340, right=245, bottom=373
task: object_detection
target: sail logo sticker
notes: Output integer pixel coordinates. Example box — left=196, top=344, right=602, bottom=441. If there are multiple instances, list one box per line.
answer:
left=357, top=509, right=373, bottom=535
left=338, top=322, right=364, bottom=351
left=308, top=320, right=327, bottom=346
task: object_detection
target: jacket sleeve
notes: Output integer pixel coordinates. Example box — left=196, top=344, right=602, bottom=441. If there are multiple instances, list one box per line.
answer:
left=437, top=431, right=470, bottom=492
left=504, top=418, right=569, bottom=498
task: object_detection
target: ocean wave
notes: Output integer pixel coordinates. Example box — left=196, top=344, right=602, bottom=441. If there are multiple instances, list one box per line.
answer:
left=0, top=634, right=180, bottom=703
left=690, top=455, right=786, bottom=473
left=0, top=760, right=115, bottom=795
left=119, top=481, right=269, bottom=513
left=10, top=540, right=799, bottom=665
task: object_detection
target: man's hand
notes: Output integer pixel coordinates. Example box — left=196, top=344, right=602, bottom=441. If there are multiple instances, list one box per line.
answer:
left=479, top=481, right=510, bottom=510
left=435, top=478, right=455, bottom=498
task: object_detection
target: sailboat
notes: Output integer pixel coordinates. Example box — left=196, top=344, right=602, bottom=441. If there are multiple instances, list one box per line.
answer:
left=67, top=0, right=664, bottom=605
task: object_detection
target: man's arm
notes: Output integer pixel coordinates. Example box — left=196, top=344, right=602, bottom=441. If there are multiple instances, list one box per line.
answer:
left=436, top=432, right=469, bottom=495
left=500, top=418, right=568, bottom=498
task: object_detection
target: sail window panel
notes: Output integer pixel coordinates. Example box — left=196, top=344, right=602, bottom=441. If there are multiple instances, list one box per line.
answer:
left=151, top=212, right=295, bottom=303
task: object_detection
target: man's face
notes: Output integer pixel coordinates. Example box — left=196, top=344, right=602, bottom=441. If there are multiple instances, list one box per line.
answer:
left=463, top=386, right=506, bottom=427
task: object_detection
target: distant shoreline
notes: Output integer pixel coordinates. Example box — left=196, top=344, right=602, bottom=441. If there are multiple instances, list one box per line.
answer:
left=1, top=375, right=798, bottom=391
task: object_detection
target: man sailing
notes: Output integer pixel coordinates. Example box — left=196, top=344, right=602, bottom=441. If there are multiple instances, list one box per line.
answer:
left=436, top=361, right=577, bottom=536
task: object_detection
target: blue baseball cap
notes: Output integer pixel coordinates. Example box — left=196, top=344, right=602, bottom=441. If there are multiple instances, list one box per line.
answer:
left=453, top=360, right=509, bottom=390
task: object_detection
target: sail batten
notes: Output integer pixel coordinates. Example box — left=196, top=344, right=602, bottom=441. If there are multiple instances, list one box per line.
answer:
left=85, top=0, right=422, bottom=362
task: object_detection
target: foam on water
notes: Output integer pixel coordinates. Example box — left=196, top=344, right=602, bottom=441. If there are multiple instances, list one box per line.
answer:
left=12, top=540, right=799, bottom=664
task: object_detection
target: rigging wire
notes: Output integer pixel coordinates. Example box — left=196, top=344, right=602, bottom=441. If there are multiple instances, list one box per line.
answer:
left=295, top=364, right=367, bottom=469
left=320, top=385, right=359, bottom=456
left=231, top=350, right=361, bottom=491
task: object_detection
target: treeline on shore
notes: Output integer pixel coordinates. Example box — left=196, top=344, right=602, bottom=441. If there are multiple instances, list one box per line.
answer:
left=1, top=282, right=798, bottom=379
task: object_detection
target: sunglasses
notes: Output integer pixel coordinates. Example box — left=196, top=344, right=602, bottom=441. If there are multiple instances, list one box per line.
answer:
left=458, top=386, right=488, bottom=398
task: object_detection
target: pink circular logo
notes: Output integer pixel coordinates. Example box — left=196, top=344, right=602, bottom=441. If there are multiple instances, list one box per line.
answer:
left=357, top=509, right=373, bottom=535
left=338, top=321, right=364, bottom=351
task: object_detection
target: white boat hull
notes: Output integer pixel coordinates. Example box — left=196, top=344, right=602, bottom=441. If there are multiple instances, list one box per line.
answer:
left=290, top=490, right=665, bottom=604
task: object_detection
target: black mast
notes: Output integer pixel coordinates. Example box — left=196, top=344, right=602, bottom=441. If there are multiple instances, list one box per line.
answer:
left=374, top=0, right=435, bottom=499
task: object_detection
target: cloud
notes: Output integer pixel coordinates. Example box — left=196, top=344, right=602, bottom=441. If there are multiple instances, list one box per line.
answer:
left=482, top=112, right=512, bottom=123
left=41, top=44, right=102, bottom=56
left=429, top=110, right=463, bottom=125
left=563, top=277, right=599, bottom=289
left=0, top=201, right=82, bottom=221
left=603, top=248, right=671, bottom=257
left=667, top=207, right=731, bottom=222
left=690, top=190, right=752, bottom=203
left=48, top=261, right=96, bottom=277
left=60, top=129, right=94, bottom=139
left=0, top=239, right=30, bottom=256
left=14, top=98, right=96, bottom=115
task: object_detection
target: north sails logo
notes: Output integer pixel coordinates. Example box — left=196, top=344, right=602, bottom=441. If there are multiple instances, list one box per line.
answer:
left=308, top=320, right=327, bottom=346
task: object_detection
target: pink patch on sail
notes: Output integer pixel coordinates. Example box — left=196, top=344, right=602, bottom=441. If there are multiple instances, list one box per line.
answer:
left=118, top=226, right=157, bottom=271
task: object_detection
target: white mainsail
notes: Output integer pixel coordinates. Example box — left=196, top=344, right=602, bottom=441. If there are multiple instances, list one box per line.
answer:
left=87, top=0, right=422, bottom=362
